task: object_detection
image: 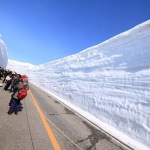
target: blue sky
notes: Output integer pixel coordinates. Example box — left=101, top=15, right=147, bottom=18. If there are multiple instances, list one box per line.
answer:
left=0, top=0, right=150, bottom=65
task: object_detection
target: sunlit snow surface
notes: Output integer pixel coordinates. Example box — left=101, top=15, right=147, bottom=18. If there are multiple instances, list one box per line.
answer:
left=0, top=37, right=8, bottom=68
left=7, top=20, right=150, bottom=150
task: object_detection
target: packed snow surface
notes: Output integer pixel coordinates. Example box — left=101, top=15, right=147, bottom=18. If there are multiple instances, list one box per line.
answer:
left=0, top=36, right=8, bottom=68
left=7, top=20, right=150, bottom=150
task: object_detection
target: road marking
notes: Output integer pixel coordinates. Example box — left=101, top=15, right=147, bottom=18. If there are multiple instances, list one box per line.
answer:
left=45, top=116, right=83, bottom=150
left=29, top=91, right=82, bottom=150
left=29, top=90, right=61, bottom=150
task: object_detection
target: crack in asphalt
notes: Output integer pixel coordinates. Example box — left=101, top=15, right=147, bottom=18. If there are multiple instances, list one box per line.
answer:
left=48, top=107, right=75, bottom=116
left=77, top=121, right=110, bottom=150
left=64, top=107, right=75, bottom=115
left=54, top=100, right=60, bottom=104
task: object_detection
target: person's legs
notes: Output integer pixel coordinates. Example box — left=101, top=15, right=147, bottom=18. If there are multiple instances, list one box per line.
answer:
left=8, top=98, right=18, bottom=115
left=4, top=80, right=11, bottom=91
left=17, top=100, right=23, bottom=111
left=14, top=99, right=20, bottom=114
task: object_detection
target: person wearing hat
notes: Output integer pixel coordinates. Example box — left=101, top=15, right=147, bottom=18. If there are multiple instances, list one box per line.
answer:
left=21, top=75, right=29, bottom=90
left=8, top=74, right=29, bottom=115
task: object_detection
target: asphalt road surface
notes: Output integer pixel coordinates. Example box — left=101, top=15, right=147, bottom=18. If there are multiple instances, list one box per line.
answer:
left=0, top=80, right=132, bottom=150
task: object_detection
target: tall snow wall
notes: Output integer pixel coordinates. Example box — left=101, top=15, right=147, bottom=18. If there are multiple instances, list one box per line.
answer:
left=7, top=20, right=150, bottom=150
left=0, top=37, right=8, bottom=68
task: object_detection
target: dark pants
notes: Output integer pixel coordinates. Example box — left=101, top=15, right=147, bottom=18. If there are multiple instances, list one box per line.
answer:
left=8, top=98, right=19, bottom=114
left=9, top=98, right=21, bottom=106
left=3, top=80, right=11, bottom=91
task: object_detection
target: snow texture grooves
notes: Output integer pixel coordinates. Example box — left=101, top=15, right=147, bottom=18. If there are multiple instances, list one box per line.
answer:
left=7, top=20, right=150, bottom=149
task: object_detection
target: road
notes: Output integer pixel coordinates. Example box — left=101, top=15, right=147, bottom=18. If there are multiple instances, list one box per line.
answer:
left=0, top=80, right=132, bottom=150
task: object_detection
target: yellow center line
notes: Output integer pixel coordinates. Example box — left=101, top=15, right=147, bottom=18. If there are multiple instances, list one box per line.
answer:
left=29, top=90, right=61, bottom=150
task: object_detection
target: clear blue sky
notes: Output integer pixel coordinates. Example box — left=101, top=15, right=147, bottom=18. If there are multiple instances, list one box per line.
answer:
left=0, top=0, right=150, bottom=65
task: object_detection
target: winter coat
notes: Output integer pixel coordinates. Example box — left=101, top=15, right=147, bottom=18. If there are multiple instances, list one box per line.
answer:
left=12, top=80, right=29, bottom=99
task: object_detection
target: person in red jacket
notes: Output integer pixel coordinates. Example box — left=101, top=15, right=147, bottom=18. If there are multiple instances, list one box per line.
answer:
left=7, top=75, right=29, bottom=115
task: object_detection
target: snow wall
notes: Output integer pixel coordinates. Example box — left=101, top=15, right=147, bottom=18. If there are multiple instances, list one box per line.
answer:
left=0, top=37, right=8, bottom=68
left=7, top=20, right=150, bottom=150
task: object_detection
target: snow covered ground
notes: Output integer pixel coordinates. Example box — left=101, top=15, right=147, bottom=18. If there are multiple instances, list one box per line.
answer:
left=0, top=36, right=8, bottom=68
left=7, top=20, right=150, bottom=150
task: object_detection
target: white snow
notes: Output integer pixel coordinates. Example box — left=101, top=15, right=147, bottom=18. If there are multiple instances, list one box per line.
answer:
left=7, top=20, right=150, bottom=150
left=0, top=36, right=8, bottom=68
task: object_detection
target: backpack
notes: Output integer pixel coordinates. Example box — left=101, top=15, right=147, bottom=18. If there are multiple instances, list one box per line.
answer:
left=17, top=83, right=27, bottom=100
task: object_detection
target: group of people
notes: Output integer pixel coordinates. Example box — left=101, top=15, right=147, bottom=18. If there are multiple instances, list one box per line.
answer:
left=0, top=67, right=29, bottom=115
